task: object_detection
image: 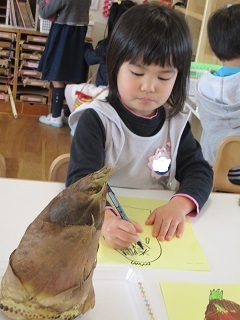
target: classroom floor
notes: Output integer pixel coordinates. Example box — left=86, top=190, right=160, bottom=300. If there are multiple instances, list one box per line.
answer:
left=0, top=113, right=72, bottom=181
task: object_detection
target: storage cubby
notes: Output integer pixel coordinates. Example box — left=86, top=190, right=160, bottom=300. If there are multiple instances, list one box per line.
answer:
left=0, top=27, right=50, bottom=116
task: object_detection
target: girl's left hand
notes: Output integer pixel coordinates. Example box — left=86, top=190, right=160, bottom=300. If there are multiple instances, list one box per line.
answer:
left=145, top=196, right=195, bottom=241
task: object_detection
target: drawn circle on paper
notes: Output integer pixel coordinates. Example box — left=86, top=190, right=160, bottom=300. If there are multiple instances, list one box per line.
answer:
left=116, top=237, right=162, bottom=266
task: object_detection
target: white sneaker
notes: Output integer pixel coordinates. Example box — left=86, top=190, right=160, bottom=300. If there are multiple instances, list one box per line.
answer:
left=39, top=114, right=63, bottom=128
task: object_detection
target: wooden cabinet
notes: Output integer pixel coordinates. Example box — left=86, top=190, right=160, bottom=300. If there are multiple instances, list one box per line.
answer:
left=0, top=29, right=17, bottom=108
left=176, top=0, right=240, bottom=65
left=0, top=27, right=50, bottom=116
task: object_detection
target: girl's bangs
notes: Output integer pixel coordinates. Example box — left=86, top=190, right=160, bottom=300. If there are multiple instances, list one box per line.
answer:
left=126, top=32, right=186, bottom=70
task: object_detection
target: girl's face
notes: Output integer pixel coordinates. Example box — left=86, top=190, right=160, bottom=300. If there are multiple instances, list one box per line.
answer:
left=117, top=61, right=178, bottom=117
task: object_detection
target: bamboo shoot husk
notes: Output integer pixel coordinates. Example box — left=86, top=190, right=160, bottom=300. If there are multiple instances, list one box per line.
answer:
left=0, top=166, right=112, bottom=320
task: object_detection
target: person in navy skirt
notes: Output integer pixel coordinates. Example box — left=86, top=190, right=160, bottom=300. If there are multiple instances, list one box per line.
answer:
left=38, top=0, right=91, bottom=128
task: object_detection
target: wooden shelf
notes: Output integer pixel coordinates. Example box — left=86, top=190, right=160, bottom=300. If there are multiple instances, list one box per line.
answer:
left=0, top=27, right=50, bottom=116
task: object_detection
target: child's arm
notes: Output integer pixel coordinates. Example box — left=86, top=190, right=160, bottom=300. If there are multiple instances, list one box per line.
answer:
left=101, top=209, right=143, bottom=249
left=145, top=123, right=212, bottom=241
left=84, top=42, right=104, bottom=65
left=66, top=109, right=106, bottom=187
left=175, top=122, right=213, bottom=209
left=145, top=196, right=195, bottom=241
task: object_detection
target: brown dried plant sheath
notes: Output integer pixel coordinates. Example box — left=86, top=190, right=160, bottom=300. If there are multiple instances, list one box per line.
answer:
left=0, top=166, right=112, bottom=320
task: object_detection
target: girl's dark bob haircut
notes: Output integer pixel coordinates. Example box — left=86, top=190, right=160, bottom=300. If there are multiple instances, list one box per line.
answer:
left=106, top=3, right=192, bottom=116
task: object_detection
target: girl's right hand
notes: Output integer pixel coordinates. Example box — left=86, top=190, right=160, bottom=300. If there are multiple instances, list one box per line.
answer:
left=101, top=209, right=143, bottom=249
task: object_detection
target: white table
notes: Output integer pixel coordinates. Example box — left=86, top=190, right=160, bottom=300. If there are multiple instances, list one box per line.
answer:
left=0, top=178, right=240, bottom=320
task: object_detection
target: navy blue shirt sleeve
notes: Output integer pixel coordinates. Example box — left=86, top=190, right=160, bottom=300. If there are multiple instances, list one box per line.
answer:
left=66, top=109, right=105, bottom=186
left=84, top=42, right=103, bottom=65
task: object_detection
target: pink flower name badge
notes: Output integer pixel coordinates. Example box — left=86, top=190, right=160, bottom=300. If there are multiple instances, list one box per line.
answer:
left=148, top=143, right=171, bottom=179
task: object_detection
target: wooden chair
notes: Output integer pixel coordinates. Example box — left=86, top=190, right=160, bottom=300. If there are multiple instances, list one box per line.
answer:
left=0, top=154, right=6, bottom=178
left=48, top=153, right=70, bottom=182
left=212, top=136, right=240, bottom=193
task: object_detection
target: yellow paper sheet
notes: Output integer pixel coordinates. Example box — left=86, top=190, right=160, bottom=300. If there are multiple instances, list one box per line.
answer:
left=160, top=282, right=240, bottom=320
left=97, top=196, right=209, bottom=271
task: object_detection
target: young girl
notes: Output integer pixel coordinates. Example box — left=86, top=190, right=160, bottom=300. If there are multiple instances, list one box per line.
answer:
left=37, top=0, right=91, bottom=127
left=66, top=3, right=213, bottom=249
left=84, top=0, right=136, bottom=87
